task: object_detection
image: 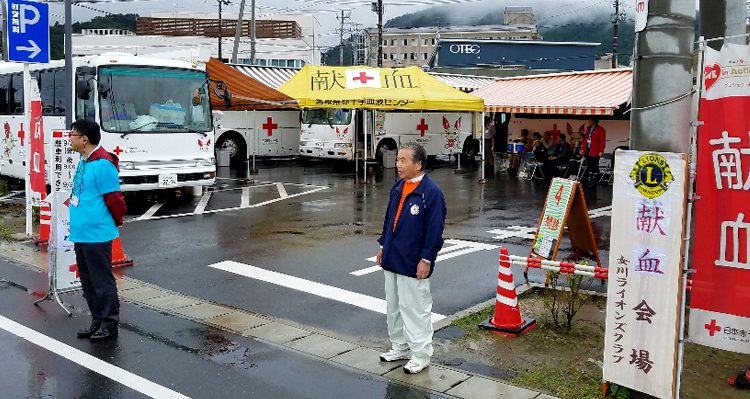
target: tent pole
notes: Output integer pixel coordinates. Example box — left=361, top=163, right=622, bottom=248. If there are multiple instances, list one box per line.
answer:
left=479, top=111, right=487, bottom=184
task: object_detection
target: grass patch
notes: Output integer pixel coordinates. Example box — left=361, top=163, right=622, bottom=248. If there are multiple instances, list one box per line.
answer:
left=510, top=363, right=601, bottom=399
left=450, top=305, right=494, bottom=340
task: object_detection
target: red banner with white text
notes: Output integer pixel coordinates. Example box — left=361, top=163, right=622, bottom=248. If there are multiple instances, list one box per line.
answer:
left=690, top=43, right=750, bottom=354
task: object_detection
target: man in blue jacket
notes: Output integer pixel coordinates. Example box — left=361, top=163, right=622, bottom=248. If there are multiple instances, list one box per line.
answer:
left=69, top=119, right=127, bottom=342
left=376, top=142, right=446, bottom=374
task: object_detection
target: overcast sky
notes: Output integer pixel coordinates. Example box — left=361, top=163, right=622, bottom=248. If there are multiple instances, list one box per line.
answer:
left=48, top=0, right=701, bottom=47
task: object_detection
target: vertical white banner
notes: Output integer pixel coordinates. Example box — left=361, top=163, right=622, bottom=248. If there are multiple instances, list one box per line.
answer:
left=48, top=131, right=80, bottom=292
left=603, top=150, right=687, bottom=399
left=635, top=0, right=649, bottom=32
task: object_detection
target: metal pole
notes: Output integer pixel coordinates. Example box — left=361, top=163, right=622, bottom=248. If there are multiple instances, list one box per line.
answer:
left=377, top=0, right=383, bottom=67
left=230, top=0, right=246, bottom=64
left=250, top=109, right=257, bottom=174
left=674, top=35, right=705, bottom=399
left=339, top=10, right=345, bottom=66
left=478, top=112, right=486, bottom=183
left=629, top=0, right=695, bottom=153
left=64, top=0, right=72, bottom=127
left=218, top=0, right=223, bottom=61
left=23, top=64, right=31, bottom=235
left=364, top=110, right=368, bottom=183
left=250, top=0, right=256, bottom=64
left=611, top=0, right=621, bottom=68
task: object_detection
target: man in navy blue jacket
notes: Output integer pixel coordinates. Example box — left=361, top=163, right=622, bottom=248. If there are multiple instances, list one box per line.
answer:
left=376, top=142, right=446, bottom=374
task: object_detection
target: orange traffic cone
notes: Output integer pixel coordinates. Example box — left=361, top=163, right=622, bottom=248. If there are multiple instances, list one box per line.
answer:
left=479, top=247, right=537, bottom=336
left=35, top=202, right=51, bottom=247
left=111, top=237, right=134, bottom=268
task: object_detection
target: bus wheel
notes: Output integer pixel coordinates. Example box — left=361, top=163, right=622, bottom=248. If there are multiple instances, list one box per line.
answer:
left=216, top=132, right=246, bottom=164
left=461, top=138, right=478, bottom=162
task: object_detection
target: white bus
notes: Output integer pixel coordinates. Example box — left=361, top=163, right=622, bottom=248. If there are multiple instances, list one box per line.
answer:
left=215, top=110, right=300, bottom=163
left=0, top=53, right=219, bottom=191
left=298, top=108, right=480, bottom=162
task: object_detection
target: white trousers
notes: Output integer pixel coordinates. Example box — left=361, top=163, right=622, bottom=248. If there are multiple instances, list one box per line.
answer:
left=384, top=270, right=433, bottom=365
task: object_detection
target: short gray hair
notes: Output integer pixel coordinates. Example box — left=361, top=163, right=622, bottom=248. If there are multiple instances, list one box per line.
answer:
left=399, top=142, right=427, bottom=171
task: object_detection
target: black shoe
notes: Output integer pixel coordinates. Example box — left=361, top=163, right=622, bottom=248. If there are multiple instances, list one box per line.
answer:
left=77, top=324, right=100, bottom=338
left=89, top=328, right=118, bottom=341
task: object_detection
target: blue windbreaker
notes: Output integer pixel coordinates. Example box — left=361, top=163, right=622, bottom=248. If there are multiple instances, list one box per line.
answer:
left=378, top=175, right=446, bottom=278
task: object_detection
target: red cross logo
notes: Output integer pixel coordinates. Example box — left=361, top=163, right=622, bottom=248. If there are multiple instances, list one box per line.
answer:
left=113, top=146, right=123, bottom=156
left=353, top=72, right=374, bottom=84
left=17, top=123, right=25, bottom=146
left=550, top=123, right=561, bottom=137
left=262, top=117, right=278, bottom=137
left=69, top=264, right=79, bottom=278
left=417, top=119, right=429, bottom=137
left=705, top=319, right=721, bottom=336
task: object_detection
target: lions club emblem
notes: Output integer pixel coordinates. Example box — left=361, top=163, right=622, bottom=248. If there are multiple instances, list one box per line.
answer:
left=629, top=153, right=674, bottom=199
left=410, top=204, right=420, bottom=216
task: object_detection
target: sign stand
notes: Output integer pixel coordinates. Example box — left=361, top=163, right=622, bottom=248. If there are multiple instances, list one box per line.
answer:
left=525, top=177, right=601, bottom=282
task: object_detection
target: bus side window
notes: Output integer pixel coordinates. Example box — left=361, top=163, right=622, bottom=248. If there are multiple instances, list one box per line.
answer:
left=9, top=73, right=23, bottom=115
left=0, top=75, right=10, bottom=114
left=38, top=69, right=65, bottom=116
left=75, top=68, right=95, bottom=122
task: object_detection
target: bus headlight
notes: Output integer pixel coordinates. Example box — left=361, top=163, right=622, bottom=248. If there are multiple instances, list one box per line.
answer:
left=334, top=143, right=352, bottom=148
left=196, top=158, right=214, bottom=167
left=120, top=161, right=135, bottom=170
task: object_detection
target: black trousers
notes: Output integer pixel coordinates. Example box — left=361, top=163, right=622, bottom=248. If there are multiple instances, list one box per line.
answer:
left=583, top=156, right=600, bottom=181
left=74, top=241, right=119, bottom=330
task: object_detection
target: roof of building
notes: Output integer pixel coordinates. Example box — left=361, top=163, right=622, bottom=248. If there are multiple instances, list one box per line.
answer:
left=472, top=68, right=632, bottom=115
left=428, top=72, right=496, bottom=92
left=227, top=64, right=300, bottom=89
left=367, top=24, right=537, bottom=35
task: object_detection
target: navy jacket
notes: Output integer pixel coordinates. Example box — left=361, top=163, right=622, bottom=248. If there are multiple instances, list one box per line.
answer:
left=378, top=175, right=446, bottom=278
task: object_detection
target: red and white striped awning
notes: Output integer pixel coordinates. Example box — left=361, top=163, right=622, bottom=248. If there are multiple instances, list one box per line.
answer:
left=473, top=69, right=632, bottom=116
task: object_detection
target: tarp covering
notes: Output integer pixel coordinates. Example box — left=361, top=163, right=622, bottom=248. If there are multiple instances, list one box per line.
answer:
left=278, top=65, right=484, bottom=112
left=473, top=68, right=632, bottom=115
left=206, top=58, right=297, bottom=111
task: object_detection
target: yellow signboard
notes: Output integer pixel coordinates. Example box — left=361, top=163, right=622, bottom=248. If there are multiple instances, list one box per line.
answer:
left=278, top=66, right=484, bottom=112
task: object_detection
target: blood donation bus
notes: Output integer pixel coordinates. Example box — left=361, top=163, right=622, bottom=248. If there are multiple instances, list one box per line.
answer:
left=0, top=53, right=221, bottom=191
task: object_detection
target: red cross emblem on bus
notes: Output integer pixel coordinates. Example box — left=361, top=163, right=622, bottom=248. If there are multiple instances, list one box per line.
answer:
left=704, top=319, right=721, bottom=337
left=353, top=72, right=374, bottom=84
left=262, top=117, right=278, bottom=137
left=113, top=146, right=124, bottom=156
left=417, top=119, right=429, bottom=137
left=69, top=264, right=79, bottom=278
left=17, top=123, right=25, bottom=146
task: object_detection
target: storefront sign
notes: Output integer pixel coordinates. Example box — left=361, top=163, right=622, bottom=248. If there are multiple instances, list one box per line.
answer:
left=690, top=43, right=750, bottom=354
left=603, top=150, right=687, bottom=399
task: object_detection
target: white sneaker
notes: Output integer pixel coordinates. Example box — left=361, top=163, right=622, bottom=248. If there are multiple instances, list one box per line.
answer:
left=379, top=348, right=412, bottom=362
left=403, top=358, right=430, bottom=374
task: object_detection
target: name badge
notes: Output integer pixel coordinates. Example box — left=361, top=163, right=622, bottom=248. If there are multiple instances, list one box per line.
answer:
left=70, top=195, right=79, bottom=207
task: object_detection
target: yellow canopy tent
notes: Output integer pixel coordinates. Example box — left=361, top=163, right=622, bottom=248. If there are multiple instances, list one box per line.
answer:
left=278, top=65, right=484, bottom=112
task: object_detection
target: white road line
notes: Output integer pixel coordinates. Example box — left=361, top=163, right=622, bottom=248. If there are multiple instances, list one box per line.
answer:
left=193, top=192, right=212, bottom=215
left=276, top=182, right=289, bottom=199
left=210, top=261, right=446, bottom=324
left=129, top=186, right=327, bottom=223
left=241, top=187, right=251, bottom=208
left=138, top=202, right=164, bottom=221
left=0, top=315, right=190, bottom=399
left=353, top=240, right=498, bottom=276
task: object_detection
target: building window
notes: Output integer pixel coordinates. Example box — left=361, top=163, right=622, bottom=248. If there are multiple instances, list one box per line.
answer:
left=411, top=39, right=416, bottom=46
left=403, top=53, right=407, bottom=60
left=383, top=53, right=388, bottom=60
left=424, top=39, right=429, bottom=45
left=403, top=39, right=407, bottom=46
left=423, top=53, right=428, bottom=60
left=410, top=53, right=416, bottom=60
left=382, top=40, right=387, bottom=46
left=431, top=38, right=436, bottom=45
left=390, top=54, right=394, bottom=60
left=391, top=39, right=395, bottom=46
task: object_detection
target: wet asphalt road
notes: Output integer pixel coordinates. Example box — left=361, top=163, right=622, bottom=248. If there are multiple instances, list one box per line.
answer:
left=119, top=160, right=613, bottom=343
left=0, top=159, right=614, bottom=398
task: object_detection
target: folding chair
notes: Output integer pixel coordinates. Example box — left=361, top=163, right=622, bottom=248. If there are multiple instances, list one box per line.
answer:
left=599, top=153, right=614, bottom=184
left=521, top=152, right=545, bottom=181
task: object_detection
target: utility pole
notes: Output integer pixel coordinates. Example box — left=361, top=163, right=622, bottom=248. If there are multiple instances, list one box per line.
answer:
left=630, top=0, right=695, bottom=153
left=699, top=0, right=747, bottom=50
left=250, top=0, right=256, bottom=63
left=64, top=0, right=72, bottom=127
left=373, top=0, right=383, bottom=67
left=337, top=10, right=351, bottom=66
left=217, top=0, right=231, bottom=61
left=611, top=0, right=625, bottom=68
left=231, top=0, right=246, bottom=64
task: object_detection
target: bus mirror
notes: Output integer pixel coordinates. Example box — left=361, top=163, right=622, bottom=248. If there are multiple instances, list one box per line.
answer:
left=97, top=82, right=110, bottom=99
left=223, top=88, right=231, bottom=107
left=76, top=80, right=91, bottom=100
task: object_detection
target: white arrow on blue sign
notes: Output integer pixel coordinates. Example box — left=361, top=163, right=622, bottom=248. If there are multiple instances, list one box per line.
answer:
left=6, top=0, right=49, bottom=63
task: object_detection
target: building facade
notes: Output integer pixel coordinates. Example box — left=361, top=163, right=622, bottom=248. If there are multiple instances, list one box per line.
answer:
left=367, top=24, right=540, bottom=68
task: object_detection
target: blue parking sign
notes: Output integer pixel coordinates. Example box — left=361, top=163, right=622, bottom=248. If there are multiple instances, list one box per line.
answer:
left=6, top=0, right=49, bottom=63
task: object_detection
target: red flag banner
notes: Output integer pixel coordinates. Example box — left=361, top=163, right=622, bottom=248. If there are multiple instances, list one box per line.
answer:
left=29, top=99, right=46, bottom=202
left=690, top=43, right=750, bottom=354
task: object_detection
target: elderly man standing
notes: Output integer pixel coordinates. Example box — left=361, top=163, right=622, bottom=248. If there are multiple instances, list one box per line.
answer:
left=376, top=142, right=447, bottom=374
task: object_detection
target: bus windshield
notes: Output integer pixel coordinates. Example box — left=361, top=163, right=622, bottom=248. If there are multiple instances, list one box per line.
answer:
left=98, top=66, right=211, bottom=133
left=302, top=108, right=352, bottom=125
